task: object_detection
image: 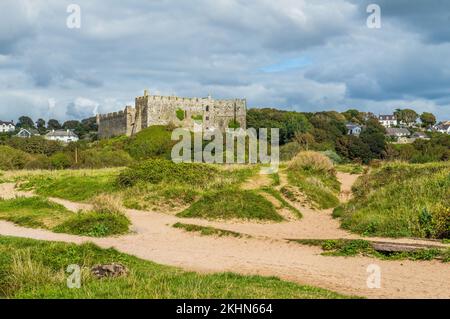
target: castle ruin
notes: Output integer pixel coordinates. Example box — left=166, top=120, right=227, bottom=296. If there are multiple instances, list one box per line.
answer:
left=96, top=90, right=247, bottom=139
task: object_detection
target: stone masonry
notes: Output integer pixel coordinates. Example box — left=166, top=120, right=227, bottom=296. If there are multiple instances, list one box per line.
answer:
left=97, top=90, right=247, bottom=139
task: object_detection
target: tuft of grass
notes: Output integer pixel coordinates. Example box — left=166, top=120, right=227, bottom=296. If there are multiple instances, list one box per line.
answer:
left=0, top=196, right=72, bottom=229
left=337, top=162, right=450, bottom=239
left=290, top=239, right=449, bottom=262
left=261, top=187, right=302, bottom=218
left=53, top=211, right=130, bottom=238
left=177, top=188, right=283, bottom=221
left=285, top=151, right=340, bottom=209
left=335, top=164, right=364, bottom=175
left=173, top=223, right=243, bottom=238
left=0, top=236, right=353, bottom=299
left=92, top=194, right=124, bottom=215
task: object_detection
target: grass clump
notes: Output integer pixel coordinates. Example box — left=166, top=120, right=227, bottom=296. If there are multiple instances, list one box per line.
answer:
left=337, top=162, right=450, bottom=239
left=117, top=158, right=219, bottom=188
left=261, top=187, right=302, bottom=218
left=286, top=151, right=340, bottom=209
left=53, top=211, right=130, bottom=237
left=0, top=196, right=71, bottom=229
left=177, top=188, right=283, bottom=221
left=335, top=164, right=365, bottom=174
left=173, top=223, right=243, bottom=238
left=0, top=236, right=351, bottom=299
left=291, top=239, right=449, bottom=262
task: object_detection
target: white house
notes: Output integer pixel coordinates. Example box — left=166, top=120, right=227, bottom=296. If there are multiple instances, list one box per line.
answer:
left=434, top=124, right=450, bottom=134
left=386, top=128, right=410, bottom=138
left=0, top=121, right=15, bottom=133
left=345, top=123, right=362, bottom=136
left=16, top=128, right=40, bottom=138
left=379, top=115, right=398, bottom=128
left=45, top=129, right=79, bottom=143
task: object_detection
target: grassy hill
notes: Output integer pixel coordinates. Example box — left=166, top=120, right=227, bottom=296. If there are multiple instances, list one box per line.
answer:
left=334, top=162, right=450, bottom=239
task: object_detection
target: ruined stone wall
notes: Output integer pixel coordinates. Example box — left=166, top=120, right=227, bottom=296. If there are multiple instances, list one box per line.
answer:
left=97, top=106, right=134, bottom=139
left=97, top=92, right=247, bottom=139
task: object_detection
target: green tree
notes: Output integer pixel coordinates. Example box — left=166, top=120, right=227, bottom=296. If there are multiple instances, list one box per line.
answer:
left=17, top=116, right=35, bottom=129
left=47, top=119, right=62, bottom=130
left=394, top=109, right=418, bottom=126
left=36, top=118, right=46, bottom=134
left=420, top=112, right=436, bottom=127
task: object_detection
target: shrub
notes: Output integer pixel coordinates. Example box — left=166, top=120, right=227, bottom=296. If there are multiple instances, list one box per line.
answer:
left=5, top=136, right=63, bottom=156
left=78, top=149, right=133, bottom=168
left=176, top=109, right=185, bottom=121
left=117, top=158, right=219, bottom=187
left=23, top=155, right=52, bottom=170
left=49, top=152, right=72, bottom=169
left=289, top=151, right=334, bottom=174
left=53, top=211, right=130, bottom=237
left=0, top=146, right=32, bottom=170
left=92, top=194, right=124, bottom=215
left=125, top=126, right=175, bottom=160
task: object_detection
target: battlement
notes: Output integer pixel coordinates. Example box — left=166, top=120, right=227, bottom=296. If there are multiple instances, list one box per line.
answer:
left=97, top=90, right=246, bottom=139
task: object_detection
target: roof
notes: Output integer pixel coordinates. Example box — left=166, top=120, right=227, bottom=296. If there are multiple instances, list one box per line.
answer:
left=0, top=121, right=14, bottom=125
left=345, top=123, right=361, bottom=130
left=411, top=132, right=427, bottom=137
left=379, top=115, right=396, bottom=121
left=386, top=128, right=410, bottom=135
left=17, top=128, right=40, bottom=135
left=46, top=130, right=79, bottom=138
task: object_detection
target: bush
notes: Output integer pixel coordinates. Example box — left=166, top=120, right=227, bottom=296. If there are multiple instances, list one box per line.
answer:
left=289, top=151, right=334, bottom=174
left=49, top=152, right=72, bottom=169
left=92, top=194, right=124, bottom=215
left=5, top=136, right=63, bottom=156
left=23, top=155, right=52, bottom=170
left=53, top=211, right=130, bottom=237
left=117, top=158, right=219, bottom=187
left=0, top=146, right=32, bottom=170
left=78, top=149, right=133, bottom=168
left=125, top=126, right=175, bottom=160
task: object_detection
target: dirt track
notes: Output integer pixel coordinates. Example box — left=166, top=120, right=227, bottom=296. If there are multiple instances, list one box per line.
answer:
left=0, top=173, right=449, bottom=299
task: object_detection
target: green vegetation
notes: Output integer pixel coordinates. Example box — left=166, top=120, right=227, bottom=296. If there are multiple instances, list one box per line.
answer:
left=19, top=169, right=119, bottom=202
left=0, top=236, right=350, bottom=299
left=176, top=108, right=185, bottom=121
left=335, top=164, right=364, bottom=174
left=228, top=120, right=241, bottom=129
left=0, top=196, right=130, bottom=237
left=173, top=223, right=243, bottom=238
left=290, top=239, right=449, bottom=262
left=261, top=187, right=302, bottom=218
left=0, top=196, right=71, bottom=229
left=0, top=146, right=32, bottom=170
left=337, top=162, right=450, bottom=239
left=178, top=188, right=283, bottom=221
left=286, top=151, right=340, bottom=209
left=117, top=158, right=219, bottom=187
left=53, top=211, right=130, bottom=237
left=125, top=126, right=175, bottom=160
left=191, top=115, right=203, bottom=122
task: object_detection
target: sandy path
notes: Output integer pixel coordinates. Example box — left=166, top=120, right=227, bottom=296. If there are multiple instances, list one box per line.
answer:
left=0, top=174, right=449, bottom=299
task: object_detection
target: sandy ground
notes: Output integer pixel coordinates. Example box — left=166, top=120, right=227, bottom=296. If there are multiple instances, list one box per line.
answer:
left=0, top=173, right=449, bottom=299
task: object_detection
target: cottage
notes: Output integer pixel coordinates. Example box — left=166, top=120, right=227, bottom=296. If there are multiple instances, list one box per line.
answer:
left=16, top=128, right=40, bottom=138
left=386, top=128, right=410, bottom=138
left=45, top=129, right=79, bottom=143
left=345, top=123, right=362, bottom=136
left=433, top=124, right=450, bottom=134
left=0, top=121, right=15, bottom=133
left=378, top=115, right=398, bottom=128
left=411, top=132, right=429, bottom=140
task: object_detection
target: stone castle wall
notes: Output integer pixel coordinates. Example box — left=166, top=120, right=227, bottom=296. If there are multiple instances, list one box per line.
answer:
left=97, top=91, right=246, bottom=139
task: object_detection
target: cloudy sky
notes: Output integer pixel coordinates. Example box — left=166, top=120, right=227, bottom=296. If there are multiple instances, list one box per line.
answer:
left=1, top=0, right=449, bottom=122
